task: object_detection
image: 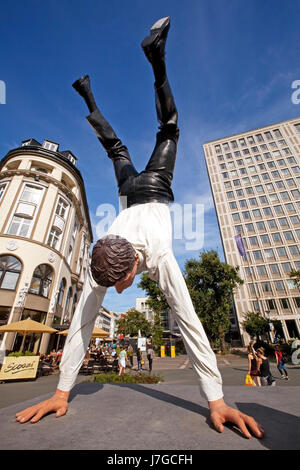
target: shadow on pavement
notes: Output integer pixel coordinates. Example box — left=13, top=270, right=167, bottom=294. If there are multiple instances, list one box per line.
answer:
left=67, top=382, right=300, bottom=450
left=236, top=402, right=300, bottom=450
left=69, top=382, right=104, bottom=402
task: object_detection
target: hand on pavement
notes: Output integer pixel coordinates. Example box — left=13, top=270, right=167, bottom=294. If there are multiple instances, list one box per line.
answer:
left=16, top=390, right=69, bottom=424
left=209, top=398, right=264, bottom=439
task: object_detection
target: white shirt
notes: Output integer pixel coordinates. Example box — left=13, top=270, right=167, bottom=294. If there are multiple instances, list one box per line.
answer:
left=58, top=203, right=223, bottom=402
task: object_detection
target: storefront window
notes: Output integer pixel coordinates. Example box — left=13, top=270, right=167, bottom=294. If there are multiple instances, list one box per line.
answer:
left=0, top=255, right=22, bottom=290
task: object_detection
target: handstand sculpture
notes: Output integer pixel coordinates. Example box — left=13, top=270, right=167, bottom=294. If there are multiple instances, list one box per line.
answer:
left=16, top=17, right=264, bottom=439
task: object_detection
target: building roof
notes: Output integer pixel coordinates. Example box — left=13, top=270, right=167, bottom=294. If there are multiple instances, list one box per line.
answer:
left=0, top=139, right=93, bottom=242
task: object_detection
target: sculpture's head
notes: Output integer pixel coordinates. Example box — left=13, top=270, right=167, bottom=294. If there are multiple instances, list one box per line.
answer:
left=91, top=235, right=139, bottom=293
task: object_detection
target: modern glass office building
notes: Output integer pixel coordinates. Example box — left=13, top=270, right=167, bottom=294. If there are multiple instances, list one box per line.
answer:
left=203, top=118, right=300, bottom=344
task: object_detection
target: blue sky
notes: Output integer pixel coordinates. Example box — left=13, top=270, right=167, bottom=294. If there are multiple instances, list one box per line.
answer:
left=1, top=0, right=300, bottom=312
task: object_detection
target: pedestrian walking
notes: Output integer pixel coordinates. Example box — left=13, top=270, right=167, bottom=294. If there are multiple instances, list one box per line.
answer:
left=127, top=344, right=133, bottom=368
left=256, top=347, right=275, bottom=386
left=247, top=344, right=261, bottom=386
left=274, top=345, right=289, bottom=380
left=118, top=347, right=127, bottom=376
left=147, top=346, right=154, bottom=372
left=136, top=348, right=142, bottom=371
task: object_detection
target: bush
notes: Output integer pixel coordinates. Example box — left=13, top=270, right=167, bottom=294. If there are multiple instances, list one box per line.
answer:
left=88, top=371, right=163, bottom=384
left=8, top=351, right=37, bottom=357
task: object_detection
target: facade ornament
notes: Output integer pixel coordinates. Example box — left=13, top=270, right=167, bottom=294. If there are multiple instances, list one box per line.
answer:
left=6, top=240, right=18, bottom=251
left=15, top=283, right=29, bottom=308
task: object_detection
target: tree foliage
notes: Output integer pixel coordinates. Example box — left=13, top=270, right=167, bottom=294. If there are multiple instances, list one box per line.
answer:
left=138, top=272, right=167, bottom=350
left=116, top=308, right=152, bottom=337
left=242, top=311, right=270, bottom=340
left=290, top=269, right=300, bottom=288
left=184, top=250, right=243, bottom=351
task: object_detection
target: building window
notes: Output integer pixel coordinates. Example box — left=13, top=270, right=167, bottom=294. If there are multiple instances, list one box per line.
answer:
left=280, top=298, right=290, bottom=309
left=252, top=209, right=261, bottom=217
left=261, top=282, right=272, bottom=293
left=264, top=131, right=273, bottom=141
left=249, top=236, right=258, bottom=245
left=274, top=205, right=283, bottom=215
left=259, top=195, right=268, bottom=204
left=264, top=249, right=275, bottom=259
left=267, top=299, right=277, bottom=310
left=253, top=250, right=262, bottom=260
left=29, top=264, right=53, bottom=298
left=278, top=217, right=289, bottom=227
left=283, top=231, right=294, bottom=241
left=291, top=189, right=300, bottom=198
left=6, top=184, right=44, bottom=238
left=281, top=262, right=292, bottom=273
left=289, top=245, right=300, bottom=256
left=267, top=219, right=277, bottom=229
left=47, top=227, right=61, bottom=250
left=20, top=184, right=43, bottom=205
left=261, top=234, right=270, bottom=244
left=256, top=221, right=266, bottom=231
left=55, top=197, right=69, bottom=219
left=272, top=232, right=282, bottom=243
left=273, top=129, right=282, bottom=138
left=0, top=255, right=22, bottom=290
left=263, top=207, right=272, bottom=216
left=294, top=124, right=300, bottom=132
left=270, top=264, right=280, bottom=274
left=257, top=265, right=267, bottom=276
left=277, top=247, right=287, bottom=257
left=43, top=140, right=58, bottom=152
left=287, top=280, right=298, bottom=290
left=57, top=278, right=66, bottom=305
left=275, top=281, right=285, bottom=291
left=294, top=298, right=300, bottom=308
left=0, top=182, right=8, bottom=201
left=245, top=223, right=254, bottom=232
left=256, top=134, right=264, bottom=142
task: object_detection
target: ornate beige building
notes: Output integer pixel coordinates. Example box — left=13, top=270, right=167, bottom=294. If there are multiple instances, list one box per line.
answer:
left=203, top=118, right=300, bottom=345
left=0, top=138, right=93, bottom=354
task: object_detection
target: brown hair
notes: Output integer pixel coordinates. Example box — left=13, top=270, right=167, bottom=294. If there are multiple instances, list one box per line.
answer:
left=257, top=347, right=265, bottom=355
left=91, top=235, right=136, bottom=287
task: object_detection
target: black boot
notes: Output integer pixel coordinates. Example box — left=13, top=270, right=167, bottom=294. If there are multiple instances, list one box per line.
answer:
left=141, top=16, right=170, bottom=65
left=141, top=16, right=170, bottom=87
left=72, top=74, right=97, bottom=113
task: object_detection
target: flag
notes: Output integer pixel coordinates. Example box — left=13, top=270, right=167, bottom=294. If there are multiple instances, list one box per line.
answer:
left=234, top=234, right=246, bottom=257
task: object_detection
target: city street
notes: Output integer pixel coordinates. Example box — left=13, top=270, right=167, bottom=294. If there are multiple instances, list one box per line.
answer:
left=0, top=354, right=299, bottom=451
left=1, top=353, right=299, bottom=409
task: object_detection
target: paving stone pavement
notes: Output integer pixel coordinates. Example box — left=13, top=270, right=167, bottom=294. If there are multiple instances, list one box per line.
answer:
left=0, top=383, right=299, bottom=450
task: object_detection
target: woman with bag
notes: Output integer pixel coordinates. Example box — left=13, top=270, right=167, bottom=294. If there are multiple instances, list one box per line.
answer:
left=256, top=348, right=275, bottom=386
left=247, top=344, right=261, bottom=386
left=274, top=345, right=289, bottom=380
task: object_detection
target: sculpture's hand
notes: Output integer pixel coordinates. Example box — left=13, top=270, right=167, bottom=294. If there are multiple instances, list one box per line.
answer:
left=209, top=398, right=264, bottom=439
left=16, top=389, right=69, bottom=424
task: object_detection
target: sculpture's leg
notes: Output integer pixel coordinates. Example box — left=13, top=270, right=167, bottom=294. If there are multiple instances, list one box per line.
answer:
left=141, top=17, right=179, bottom=183
left=72, top=75, right=138, bottom=189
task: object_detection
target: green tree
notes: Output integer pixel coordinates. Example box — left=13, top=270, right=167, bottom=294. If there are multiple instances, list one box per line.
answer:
left=242, top=311, right=270, bottom=342
left=184, top=250, right=244, bottom=352
left=138, top=272, right=167, bottom=351
left=290, top=269, right=300, bottom=288
left=116, top=308, right=152, bottom=337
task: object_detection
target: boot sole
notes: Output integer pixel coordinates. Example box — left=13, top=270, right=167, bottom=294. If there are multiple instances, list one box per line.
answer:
left=150, top=16, right=170, bottom=33
left=141, top=16, right=170, bottom=50
left=72, top=75, right=90, bottom=90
